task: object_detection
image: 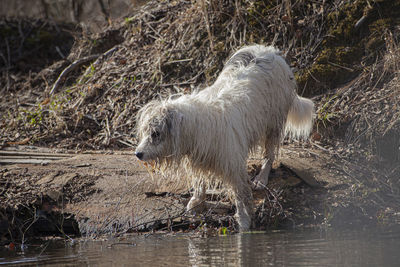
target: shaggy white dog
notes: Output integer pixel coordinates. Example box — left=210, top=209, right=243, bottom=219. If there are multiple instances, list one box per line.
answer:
left=135, top=45, right=314, bottom=230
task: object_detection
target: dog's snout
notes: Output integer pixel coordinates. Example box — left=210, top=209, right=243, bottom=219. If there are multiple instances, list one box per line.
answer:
left=135, top=152, right=144, bottom=160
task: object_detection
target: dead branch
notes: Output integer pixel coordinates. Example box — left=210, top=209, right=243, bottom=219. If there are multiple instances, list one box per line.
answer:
left=49, top=54, right=100, bottom=95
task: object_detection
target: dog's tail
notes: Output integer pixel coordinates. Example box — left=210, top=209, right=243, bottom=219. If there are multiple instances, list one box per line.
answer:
left=285, top=95, right=314, bottom=139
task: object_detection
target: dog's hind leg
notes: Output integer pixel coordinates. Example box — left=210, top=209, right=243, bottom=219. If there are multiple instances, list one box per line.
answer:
left=252, top=137, right=277, bottom=190
left=186, top=182, right=206, bottom=214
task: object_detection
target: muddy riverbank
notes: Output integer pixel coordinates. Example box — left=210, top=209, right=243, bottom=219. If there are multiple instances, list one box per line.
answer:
left=1, top=143, right=398, bottom=244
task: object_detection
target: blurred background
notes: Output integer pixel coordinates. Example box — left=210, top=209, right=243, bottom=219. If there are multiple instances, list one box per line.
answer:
left=0, top=0, right=146, bottom=32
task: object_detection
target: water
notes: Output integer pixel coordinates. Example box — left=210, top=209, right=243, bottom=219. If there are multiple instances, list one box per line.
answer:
left=1, top=227, right=400, bottom=266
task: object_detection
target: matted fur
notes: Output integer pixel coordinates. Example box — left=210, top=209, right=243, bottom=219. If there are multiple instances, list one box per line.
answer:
left=135, top=45, right=314, bottom=230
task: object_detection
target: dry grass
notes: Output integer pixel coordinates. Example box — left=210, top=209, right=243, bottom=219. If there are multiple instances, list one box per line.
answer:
left=0, top=0, right=343, bottom=149
left=312, top=28, right=400, bottom=209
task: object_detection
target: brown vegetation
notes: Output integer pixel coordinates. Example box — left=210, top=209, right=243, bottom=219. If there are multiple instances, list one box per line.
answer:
left=1, top=1, right=398, bottom=149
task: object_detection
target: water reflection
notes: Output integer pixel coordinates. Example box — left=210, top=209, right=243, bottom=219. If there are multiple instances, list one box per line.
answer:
left=1, top=227, right=400, bottom=266
left=187, top=228, right=400, bottom=267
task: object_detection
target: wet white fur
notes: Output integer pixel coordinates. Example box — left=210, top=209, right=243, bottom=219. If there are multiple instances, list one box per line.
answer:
left=135, top=45, right=314, bottom=230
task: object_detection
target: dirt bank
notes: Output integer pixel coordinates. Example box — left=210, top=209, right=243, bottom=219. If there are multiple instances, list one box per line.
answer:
left=2, top=143, right=398, bottom=244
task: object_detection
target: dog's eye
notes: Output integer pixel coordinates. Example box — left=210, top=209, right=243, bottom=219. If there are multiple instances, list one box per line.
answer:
left=151, top=131, right=160, bottom=139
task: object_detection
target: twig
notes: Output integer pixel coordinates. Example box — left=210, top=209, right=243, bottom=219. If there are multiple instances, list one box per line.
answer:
left=49, top=54, right=100, bottom=95
left=55, top=46, right=66, bottom=59
left=21, top=208, right=39, bottom=247
left=78, top=46, right=120, bottom=84
left=327, top=60, right=354, bottom=72
left=200, top=0, right=214, bottom=51
left=117, top=139, right=135, bottom=147
left=164, top=58, right=193, bottom=65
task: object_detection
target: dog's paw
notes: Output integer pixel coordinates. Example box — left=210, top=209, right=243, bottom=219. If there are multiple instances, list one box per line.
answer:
left=251, top=174, right=269, bottom=190
left=235, top=211, right=252, bottom=231
left=251, top=180, right=267, bottom=191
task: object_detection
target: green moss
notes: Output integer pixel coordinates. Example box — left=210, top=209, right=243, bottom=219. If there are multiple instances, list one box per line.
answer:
left=318, top=46, right=362, bottom=65
left=324, top=2, right=366, bottom=47
left=366, top=18, right=392, bottom=51
left=297, top=46, right=362, bottom=95
left=296, top=0, right=400, bottom=95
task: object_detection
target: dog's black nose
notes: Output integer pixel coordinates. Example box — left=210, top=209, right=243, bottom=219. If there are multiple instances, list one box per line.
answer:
left=135, top=152, right=144, bottom=160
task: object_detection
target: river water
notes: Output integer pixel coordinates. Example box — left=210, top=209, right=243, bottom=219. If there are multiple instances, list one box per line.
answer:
left=1, top=227, right=400, bottom=266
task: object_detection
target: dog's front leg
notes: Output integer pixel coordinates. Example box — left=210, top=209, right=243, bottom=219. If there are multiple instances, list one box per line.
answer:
left=231, top=176, right=254, bottom=231
left=186, top=182, right=206, bottom=214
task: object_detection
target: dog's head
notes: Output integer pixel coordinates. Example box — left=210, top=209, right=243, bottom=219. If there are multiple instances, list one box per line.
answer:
left=134, top=100, right=183, bottom=162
